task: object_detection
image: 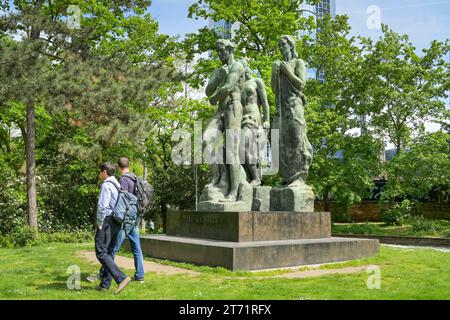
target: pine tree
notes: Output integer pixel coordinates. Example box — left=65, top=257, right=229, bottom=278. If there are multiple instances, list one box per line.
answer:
left=0, top=0, right=179, bottom=234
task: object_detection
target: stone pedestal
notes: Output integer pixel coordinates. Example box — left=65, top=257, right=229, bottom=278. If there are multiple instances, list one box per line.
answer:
left=166, top=211, right=331, bottom=242
left=138, top=235, right=379, bottom=271
left=198, top=182, right=254, bottom=212
left=137, top=210, right=380, bottom=271
left=270, top=184, right=315, bottom=212
left=252, top=186, right=271, bottom=211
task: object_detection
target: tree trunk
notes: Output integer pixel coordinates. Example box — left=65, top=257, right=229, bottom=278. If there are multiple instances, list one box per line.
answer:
left=26, top=98, right=38, bottom=234
left=396, top=140, right=401, bottom=157
left=161, top=203, right=167, bottom=234
left=24, top=0, right=44, bottom=235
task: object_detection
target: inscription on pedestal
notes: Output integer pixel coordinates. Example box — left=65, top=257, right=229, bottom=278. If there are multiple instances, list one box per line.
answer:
left=166, top=211, right=331, bottom=242
left=167, top=211, right=240, bottom=241
left=185, top=213, right=219, bottom=231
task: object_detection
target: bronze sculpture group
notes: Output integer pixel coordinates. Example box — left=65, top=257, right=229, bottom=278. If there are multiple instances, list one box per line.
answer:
left=199, top=36, right=314, bottom=211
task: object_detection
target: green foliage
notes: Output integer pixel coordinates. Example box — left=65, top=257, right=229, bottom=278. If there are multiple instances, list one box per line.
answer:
left=38, top=230, right=94, bottom=244
left=308, top=131, right=382, bottom=210
left=0, top=234, right=13, bottom=248
left=7, top=226, right=38, bottom=247
left=330, top=209, right=352, bottom=223
left=333, top=220, right=450, bottom=238
left=0, top=229, right=94, bottom=248
left=409, top=216, right=436, bottom=233
left=37, top=155, right=99, bottom=232
left=332, top=222, right=380, bottom=235
left=144, top=93, right=213, bottom=226
left=185, top=0, right=319, bottom=88
left=359, top=25, right=450, bottom=153
left=444, top=229, right=450, bottom=239
left=0, top=0, right=183, bottom=234
left=383, top=200, right=414, bottom=226
left=382, top=131, right=450, bottom=202
left=0, top=175, right=27, bottom=234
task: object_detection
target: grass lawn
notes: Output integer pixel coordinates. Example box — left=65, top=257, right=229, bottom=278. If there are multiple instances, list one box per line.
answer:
left=332, top=220, right=450, bottom=238
left=0, top=242, right=449, bottom=300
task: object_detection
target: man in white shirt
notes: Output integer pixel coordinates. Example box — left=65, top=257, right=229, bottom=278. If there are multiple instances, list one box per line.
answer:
left=94, top=162, right=131, bottom=293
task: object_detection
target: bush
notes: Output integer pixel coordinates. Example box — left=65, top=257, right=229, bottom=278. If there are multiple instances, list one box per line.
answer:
left=409, top=216, right=436, bottom=233
left=0, top=234, right=13, bottom=248
left=332, top=222, right=380, bottom=235
left=7, top=226, right=38, bottom=247
left=0, top=229, right=94, bottom=248
left=383, top=200, right=414, bottom=226
left=39, top=230, right=94, bottom=244
left=331, top=210, right=353, bottom=223
left=444, top=229, right=450, bottom=239
left=0, top=176, right=27, bottom=235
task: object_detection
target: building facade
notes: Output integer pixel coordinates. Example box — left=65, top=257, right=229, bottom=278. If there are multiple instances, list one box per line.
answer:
left=300, top=0, right=337, bottom=82
left=300, top=0, right=336, bottom=20
left=208, top=18, right=234, bottom=40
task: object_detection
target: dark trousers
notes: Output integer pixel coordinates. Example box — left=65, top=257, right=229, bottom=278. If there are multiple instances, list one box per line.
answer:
left=95, top=216, right=127, bottom=288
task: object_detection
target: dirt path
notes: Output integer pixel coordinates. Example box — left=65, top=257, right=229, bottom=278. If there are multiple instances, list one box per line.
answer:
left=77, top=251, right=200, bottom=276
left=78, top=250, right=371, bottom=279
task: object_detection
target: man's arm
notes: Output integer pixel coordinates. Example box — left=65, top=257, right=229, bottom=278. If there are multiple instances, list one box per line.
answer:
left=96, top=184, right=112, bottom=228
left=206, top=68, right=224, bottom=97
left=271, top=62, right=280, bottom=94
left=209, top=62, right=244, bottom=105
left=256, top=78, right=270, bottom=128
left=281, top=59, right=306, bottom=91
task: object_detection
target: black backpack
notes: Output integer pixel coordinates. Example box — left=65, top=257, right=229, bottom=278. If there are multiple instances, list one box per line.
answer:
left=124, top=173, right=154, bottom=215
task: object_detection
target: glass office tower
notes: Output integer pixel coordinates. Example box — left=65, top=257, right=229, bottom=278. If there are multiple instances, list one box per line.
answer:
left=208, top=18, right=233, bottom=39
left=300, top=0, right=337, bottom=82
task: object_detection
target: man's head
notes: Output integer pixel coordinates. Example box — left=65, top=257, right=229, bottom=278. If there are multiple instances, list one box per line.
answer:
left=216, top=39, right=235, bottom=65
left=117, top=157, right=130, bottom=175
left=279, top=35, right=298, bottom=61
left=99, top=162, right=115, bottom=181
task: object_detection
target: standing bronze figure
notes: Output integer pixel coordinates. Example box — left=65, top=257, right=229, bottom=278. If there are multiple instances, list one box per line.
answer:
left=202, top=39, right=248, bottom=203
left=241, top=61, right=270, bottom=187
left=271, top=35, right=313, bottom=186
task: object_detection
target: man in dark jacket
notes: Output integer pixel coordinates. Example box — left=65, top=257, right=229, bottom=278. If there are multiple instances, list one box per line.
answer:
left=115, top=157, right=145, bottom=282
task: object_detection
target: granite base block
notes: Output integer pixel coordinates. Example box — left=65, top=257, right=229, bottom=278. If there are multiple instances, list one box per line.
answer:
left=166, top=211, right=331, bottom=242
left=270, top=184, right=315, bottom=212
left=138, top=235, right=380, bottom=271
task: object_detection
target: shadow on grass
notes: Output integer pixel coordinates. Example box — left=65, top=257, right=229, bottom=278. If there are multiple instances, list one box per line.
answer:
left=34, top=273, right=100, bottom=292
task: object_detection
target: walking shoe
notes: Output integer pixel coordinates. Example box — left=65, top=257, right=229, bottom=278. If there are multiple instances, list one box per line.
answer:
left=95, top=285, right=109, bottom=292
left=115, top=277, right=132, bottom=294
left=133, top=276, right=144, bottom=284
left=87, top=273, right=100, bottom=283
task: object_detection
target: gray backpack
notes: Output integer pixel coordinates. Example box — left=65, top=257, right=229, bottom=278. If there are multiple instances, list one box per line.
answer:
left=106, top=181, right=138, bottom=228
left=124, top=173, right=154, bottom=214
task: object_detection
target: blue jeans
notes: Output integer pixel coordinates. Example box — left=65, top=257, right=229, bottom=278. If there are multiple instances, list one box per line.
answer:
left=99, top=226, right=144, bottom=287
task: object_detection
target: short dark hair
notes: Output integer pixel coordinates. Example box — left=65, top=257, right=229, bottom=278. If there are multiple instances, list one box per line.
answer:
left=118, top=157, right=130, bottom=169
left=99, top=162, right=116, bottom=177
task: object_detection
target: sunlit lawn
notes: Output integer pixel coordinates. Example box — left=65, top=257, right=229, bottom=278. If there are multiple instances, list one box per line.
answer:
left=0, top=242, right=449, bottom=300
left=332, top=220, right=450, bottom=238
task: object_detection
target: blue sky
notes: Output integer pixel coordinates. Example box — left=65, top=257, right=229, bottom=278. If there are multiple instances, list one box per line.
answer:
left=340, top=0, right=450, bottom=51
left=149, top=0, right=450, bottom=51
